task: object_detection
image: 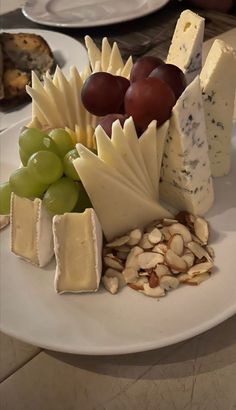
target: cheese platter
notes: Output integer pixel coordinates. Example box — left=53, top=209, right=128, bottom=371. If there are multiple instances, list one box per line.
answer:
left=0, top=10, right=236, bottom=354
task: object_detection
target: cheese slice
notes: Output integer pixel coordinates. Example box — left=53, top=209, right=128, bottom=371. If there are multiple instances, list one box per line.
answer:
left=74, top=154, right=172, bottom=241
left=11, top=194, right=54, bottom=267
left=160, top=76, right=214, bottom=215
left=139, top=120, right=169, bottom=199
left=200, top=39, right=236, bottom=177
left=53, top=209, right=103, bottom=294
left=167, top=10, right=205, bottom=84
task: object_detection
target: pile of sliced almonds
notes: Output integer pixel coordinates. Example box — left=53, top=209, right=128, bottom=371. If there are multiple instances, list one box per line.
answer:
left=102, top=212, right=215, bottom=298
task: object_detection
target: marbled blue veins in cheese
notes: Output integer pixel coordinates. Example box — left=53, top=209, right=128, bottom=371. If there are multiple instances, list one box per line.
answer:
left=160, top=76, right=214, bottom=216
left=167, top=10, right=205, bottom=84
left=200, top=39, right=236, bottom=177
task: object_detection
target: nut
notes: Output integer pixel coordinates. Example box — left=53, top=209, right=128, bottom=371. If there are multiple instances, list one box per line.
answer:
left=178, top=273, right=191, bottom=283
left=106, top=235, right=129, bottom=248
left=205, top=245, right=215, bottom=259
left=182, top=250, right=195, bottom=268
left=152, top=243, right=168, bottom=255
left=128, top=277, right=148, bottom=291
left=165, top=249, right=188, bottom=272
left=127, top=229, right=142, bottom=246
left=116, top=251, right=129, bottom=260
left=114, top=245, right=130, bottom=252
left=185, top=272, right=210, bottom=285
left=141, top=283, right=165, bottom=298
left=194, top=217, right=209, bottom=245
left=148, top=271, right=159, bottom=288
left=138, top=252, right=164, bottom=269
left=154, top=264, right=171, bottom=278
left=125, top=246, right=143, bottom=270
left=162, top=218, right=178, bottom=226
left=168, top=223, right=192, bottom=244
left=187, top=241, right=213, bottom=262
left=122, top=267, right=139, bottom=284
left=104, top=254, right=124, bottom=271
left=138, top=233, right=153, bottom=249
left=102, top=276, right=119, bottom=294
left=148, top=228, right=162, bottom=244
left=160, top=275, right=179, bottom=290
left=168, top=234, right=184, bottom=256
left=187, top=261, right=213, bottom=277
left=104, top=268, right=126, bottom=288
left=160, top=227, right=171, bottom=241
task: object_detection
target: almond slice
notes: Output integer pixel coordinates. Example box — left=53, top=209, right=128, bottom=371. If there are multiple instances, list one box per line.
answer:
left=187, top=261, right=213, bottom=277
left=168, top=234, right=184, bottom=256
left=148, top=227, right=162, bottom=244
left=102, top=276, right=119, bottom=294
left=182, top=250, right=195, bottom=268
left=148, top=271, right=159, bottom=288
left=160, top=275, right=179, bottom=290
left=104, top=254, right=124, bottom=271
left=141, top=283, right=165, bottom=298
left=187, top=241, right=213, bottom=262
left=165, top=249, right=188, bottom=272
left=138, top=252, right=164, bottom=269
left=185, top=272, right=210, bottom=285
left=154, top=264, right=171, bottom=278
left=152, top=243, right=168, bottom=255
left=122, top=267, right=139, bottom=284
left=178, top=273, right=191, bottom=283
left=125, top=246, right=143, bottom=269
left=127, top=229, right=142, bottom=246
left=106, top=235, right=129, bottom=247
left=194, top=217, right=209, bottom=245
left=104, top=268, right=126, bottom=288
left=162, top=218, right=178, bottom=226
left=168, top=223, right=192, bottom=244
left=160, top=226, right=171, bottom=241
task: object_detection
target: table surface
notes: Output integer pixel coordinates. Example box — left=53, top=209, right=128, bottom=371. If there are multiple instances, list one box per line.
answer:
left=1, top=2, right=236, bottom=409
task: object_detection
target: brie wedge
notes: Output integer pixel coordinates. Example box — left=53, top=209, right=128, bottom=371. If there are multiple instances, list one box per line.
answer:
left=200, top=39, right=236, bottom=176
left=160, top=76, right=214, bottom=215
left=53, top=209, right=103, bottom=294
left=167, top=10, right=205, bottom=84
left=11, top=194, right=54, bottom=267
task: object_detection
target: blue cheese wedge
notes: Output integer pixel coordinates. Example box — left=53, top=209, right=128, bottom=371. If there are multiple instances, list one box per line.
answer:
left=53, top=209, right=103, bottom=294
left=160, top=76, right=214, bottom=215
left=167, top=10, right=205, bottom=84
left=200, top=39, right=236, bottom=177
left=11, top=194, right=54, bottom=267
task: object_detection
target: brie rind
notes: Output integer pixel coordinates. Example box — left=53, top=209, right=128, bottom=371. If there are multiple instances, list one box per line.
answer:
left=11, top=194, right=54, bottom=267
left=167, top=9, right=205, bottom=84
left=53, top=209, right=103, bottom=294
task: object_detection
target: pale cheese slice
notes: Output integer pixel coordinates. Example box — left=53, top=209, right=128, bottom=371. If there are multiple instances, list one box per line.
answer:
left=11, top=194, right=54, bottom=267
left=200, top=39, right=236, bottom=176
left=101, top=37, right=112, bottom=71
left=160, top=76, right=214, bottom=215
left=74, top=155, right=172, bottom=241
left=84, top=35, right=101, bottom=71
left=167, top=10, right=205, bottom=84
left=53, top=209, right=103, bottom=294
left=108, top=42, right=124, bottom=75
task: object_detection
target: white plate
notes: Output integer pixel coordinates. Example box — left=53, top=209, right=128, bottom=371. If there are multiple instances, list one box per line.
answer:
left=0, top=29, right=88, bottom=130
left=0, top=119, right=236, bottom=355
left=22, top=0, right=169, bottom=28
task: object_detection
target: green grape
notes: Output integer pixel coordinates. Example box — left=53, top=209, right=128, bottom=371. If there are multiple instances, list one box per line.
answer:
left=0, top=182, right=13, bottom=214
left=19, top=148, right=29, bottom=166
left=9, top=167, right=48, bottom=198
left=63, top=149, right=80, bottom=180
left=49, top=129, right=74, bottom=158
left=19, top=128, right=58, bottom=162
left=43, top=177, right=79, bottom=215
left=73, top=182, right=92, bottom=213
left=27, top=151, right=63, bottom=185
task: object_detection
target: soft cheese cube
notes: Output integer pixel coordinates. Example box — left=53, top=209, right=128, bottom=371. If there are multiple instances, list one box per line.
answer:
left=167, top=10, right=205, bottom=84
left=11, top=194, right=54, bottom=267
left=160, top=76, right=214, bottom=215
left=53, top=209, right=103, bottom=294
left=200, top=39, right=236, bottom=176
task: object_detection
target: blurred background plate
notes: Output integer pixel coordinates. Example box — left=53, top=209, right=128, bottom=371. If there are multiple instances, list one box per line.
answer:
left=22, top=0, right=170, bottom=28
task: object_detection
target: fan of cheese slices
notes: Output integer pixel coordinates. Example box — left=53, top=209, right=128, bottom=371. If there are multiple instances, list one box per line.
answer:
left=1, top=9, right=236, bottom=299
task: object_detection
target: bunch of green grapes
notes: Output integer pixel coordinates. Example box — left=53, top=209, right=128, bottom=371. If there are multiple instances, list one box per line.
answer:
left=0, top=128, right=92, bottom=216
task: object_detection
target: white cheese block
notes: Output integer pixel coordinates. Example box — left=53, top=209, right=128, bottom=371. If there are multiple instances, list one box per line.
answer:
left=11, top=194, right=54, bottom=267
left=160, top=76, right=214, bottom=216
left=74, top=147, right=172, bottom=241
left=200, top=39, right=236, bottom=176
left=167, top=10, right=205, bottom=84
left=53, top=209, right=103, bottom=294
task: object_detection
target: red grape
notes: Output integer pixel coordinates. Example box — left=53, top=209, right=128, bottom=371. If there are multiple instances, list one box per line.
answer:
left=98, top=114, right=127, bottom=137
left=124, top=77, right=175, bottom=131
left=115, top=75, right=130, bottom=113
left=149, top=64, right=187, bottom=100
left=81, top=72, right=124, bottom=116
left=130, top=56, right=164, bottom=83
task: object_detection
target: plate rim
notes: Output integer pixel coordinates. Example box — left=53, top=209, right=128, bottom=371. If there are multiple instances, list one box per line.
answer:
left=22, top=0, right=170, bottom=28
left=1, top=118, right=236, bottom=356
